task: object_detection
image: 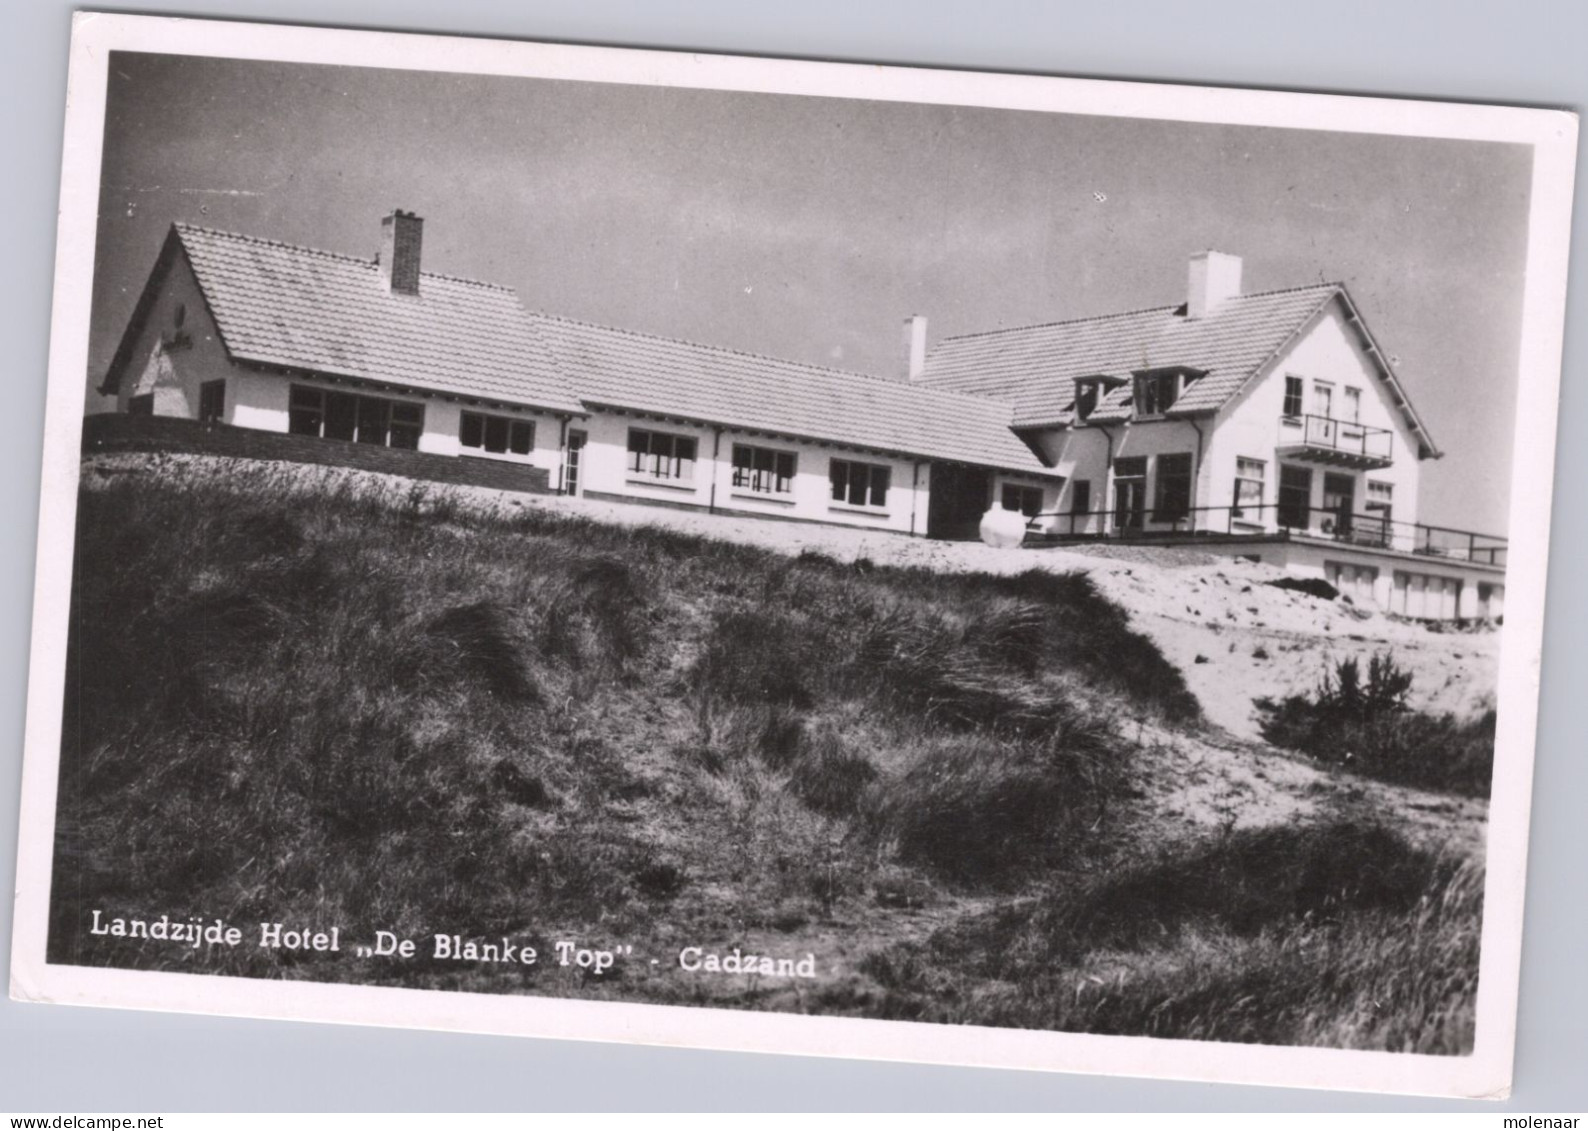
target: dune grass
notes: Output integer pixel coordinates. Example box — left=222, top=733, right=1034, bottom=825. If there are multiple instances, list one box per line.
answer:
left=50, top=457, right=1481, bottom=1051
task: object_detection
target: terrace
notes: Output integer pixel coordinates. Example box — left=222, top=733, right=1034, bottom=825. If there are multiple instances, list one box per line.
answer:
left=1034, top=501, right=1507, bottom=569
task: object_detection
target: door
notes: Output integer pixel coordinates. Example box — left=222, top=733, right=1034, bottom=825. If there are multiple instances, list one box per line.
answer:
left=565, top=429, right=587, bottom=496
left=1277, top=465, right=1312, bottom=529
left=1322, top=473, right=1355, bottom=538
left=1112, top=457, right=1147, bottom=531
left=927, top=462, right=992, bottom=540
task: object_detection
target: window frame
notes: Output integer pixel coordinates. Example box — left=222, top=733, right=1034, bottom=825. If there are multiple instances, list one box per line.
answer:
left=1112, top=456, right=1148, bottom=530
left=1070, top=479, right=1092, bottom=516
left=460, top=409, right=535, bottom=458
left=731, top=442, right=798, bottom=497
left=197, top=380, right=225, bottom=424
left=1232, top=457, right=1266, bottom=520
left=626, top=427, right=698, bottom=485
left=1133, top=371, right=1180, bottom=417
left=1000, top=483, right=1044, bottom=520
left=1277, top=464, right=1313, bottom=529
left=1282, top=375, right=1304, bottom=419
left=829, top=457, right=891, bottom=511
left=1153, top=452, right=1194, bottom=525
left=1313, top=379, right=1335, bottom=420
left=287, top=384, right=425, bottom=451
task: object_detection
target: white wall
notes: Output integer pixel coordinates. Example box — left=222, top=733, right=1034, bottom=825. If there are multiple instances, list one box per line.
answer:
left=119, top=252, right=569, bottom=483
left=1032, top=418, right=1204, bottom=535
left=1207, top=299, right=1424, bottom=537
left=115, top=254, right=237, bottom=418
left=577, top=411, right=944, bottom=534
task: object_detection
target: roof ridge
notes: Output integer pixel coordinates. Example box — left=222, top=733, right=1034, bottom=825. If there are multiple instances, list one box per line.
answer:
left=935, top=281, right=1343, bottom=345
left=172, top=222, right=515, bottom=292
left=527, top=309, right=1018, bottom=412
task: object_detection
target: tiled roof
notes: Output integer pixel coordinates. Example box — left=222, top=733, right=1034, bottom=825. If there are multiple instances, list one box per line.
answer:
left=156, top=224, right=586, bottom=414
left=527, top=313, right=1056, bottom=476
left=919, top=285, right=1342, bottom=428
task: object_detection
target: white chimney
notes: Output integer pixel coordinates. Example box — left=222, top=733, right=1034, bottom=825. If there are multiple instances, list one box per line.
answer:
left=904, top=314, right=928, bottom=380
left=1187, top=250, right=1242, bottom=318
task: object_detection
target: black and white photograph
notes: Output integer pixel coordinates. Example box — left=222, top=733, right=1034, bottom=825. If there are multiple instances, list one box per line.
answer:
left=8, top=11, right=1577, bottom=1099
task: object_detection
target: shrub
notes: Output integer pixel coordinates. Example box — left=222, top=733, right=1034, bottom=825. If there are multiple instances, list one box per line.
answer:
left=1254, top=653, right=1494, bottom=797
left=1266, top=576, right=1340, bottom=600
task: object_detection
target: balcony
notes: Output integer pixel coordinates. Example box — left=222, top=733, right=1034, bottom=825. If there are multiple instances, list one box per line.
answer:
left=1276, top=413, right=1393, bottom=470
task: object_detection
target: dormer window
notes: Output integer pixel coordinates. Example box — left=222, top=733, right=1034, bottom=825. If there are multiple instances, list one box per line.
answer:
left=1132, top=366, right=1204, bottom=418
left=1072, top=375, right=1125, bottom=424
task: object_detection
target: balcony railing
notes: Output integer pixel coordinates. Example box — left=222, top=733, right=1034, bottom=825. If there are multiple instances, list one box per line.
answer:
left=1277, top=413, right=1394, bottom=467
left=1031, top=501, right=1506, bottom=568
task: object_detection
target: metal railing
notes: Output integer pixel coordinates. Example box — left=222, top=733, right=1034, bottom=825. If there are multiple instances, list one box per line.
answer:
left=1279, top=413, right=1394, bottom=463
left=1030, top=500, right=1506, bottom=567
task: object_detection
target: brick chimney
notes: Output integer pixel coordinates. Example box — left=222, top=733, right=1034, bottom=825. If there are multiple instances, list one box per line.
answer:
left=903, top=314, right=928, bottom=380
left=1187, top=250, right=1242, bottom=318
left=380, top=210, right=423, bottom=296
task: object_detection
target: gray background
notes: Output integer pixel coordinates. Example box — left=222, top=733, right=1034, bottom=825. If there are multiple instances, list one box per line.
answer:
left=2, top=0, right=1583, bottom=1113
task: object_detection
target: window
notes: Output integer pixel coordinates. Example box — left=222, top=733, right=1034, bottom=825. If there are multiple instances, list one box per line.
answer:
left=461, top=411, right=534, bottom=456
left=830, top=458, right=890, bottom=509
left=1113, top=456, right=1147, bottom=530
left=1282, top=376, right=1304, bottom=419
left=1325, top=561, right=1380, bottom=606
left=198, top=380, right=225, bottom=423
left=1074, top=379, right=1104, bottom=422
left=1344, top=386, right=1363, bottom=423
left=1232, top=457, right=1266, bottom=519
left=732, top=444, right=797, bottom=495
left=627, top=428, right=697, bottom=482
left=288, top=385, right=424, bottom=450
left=389, top=402, right=423, bottom=451
left=1153, top=453, right=1193, bottom=524
left=128, top=393, right=153, bottom=416
left=1071, top=479, right=1091, bottom=516
left=1001, top=483, right=1044, bottom=519
left=1277, top=464, right=1312, bottom=529
left=1313, top=381, right=1334, bottom=419
left=1362, top=480, right=1394, bottom=547
left=1133, top=371, right=1180, bottom=416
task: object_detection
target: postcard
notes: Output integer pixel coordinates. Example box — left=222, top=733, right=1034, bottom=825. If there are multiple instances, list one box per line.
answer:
left=10, top=10, right=1578, bottom=1098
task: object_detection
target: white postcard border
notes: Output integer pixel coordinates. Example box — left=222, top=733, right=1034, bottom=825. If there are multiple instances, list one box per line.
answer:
left=9, top=11, right=1579, bottom=1100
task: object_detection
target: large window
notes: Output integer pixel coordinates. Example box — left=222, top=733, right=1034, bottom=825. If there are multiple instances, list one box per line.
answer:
left=627, top=428, right=697, bottom=483
left=1113, top=456, right=1147, bottom=530
left=1278, top=464, right=1312, bottom=529
left=1232, top=457, right=1265, bottom=520
left=1001, top=483, right=1044, bottom=519
left=1071, top=479, right=1091, bottom=516
left=198, top=379, right=225, bottom=424
left=1153, top=453, right=1193, bottom=524
left=461, top=411, right=534, bottom=456
left=1282, top=376, right=1304, bottom=419
left=830, top=459, right=890, bottom=509
left=289, top=385, right=423, bottom=450
left=732, top=444, right=797, bottom=495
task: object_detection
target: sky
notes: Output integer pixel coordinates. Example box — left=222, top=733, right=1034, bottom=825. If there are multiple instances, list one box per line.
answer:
left=87, top=52, right=1535, bottom=534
